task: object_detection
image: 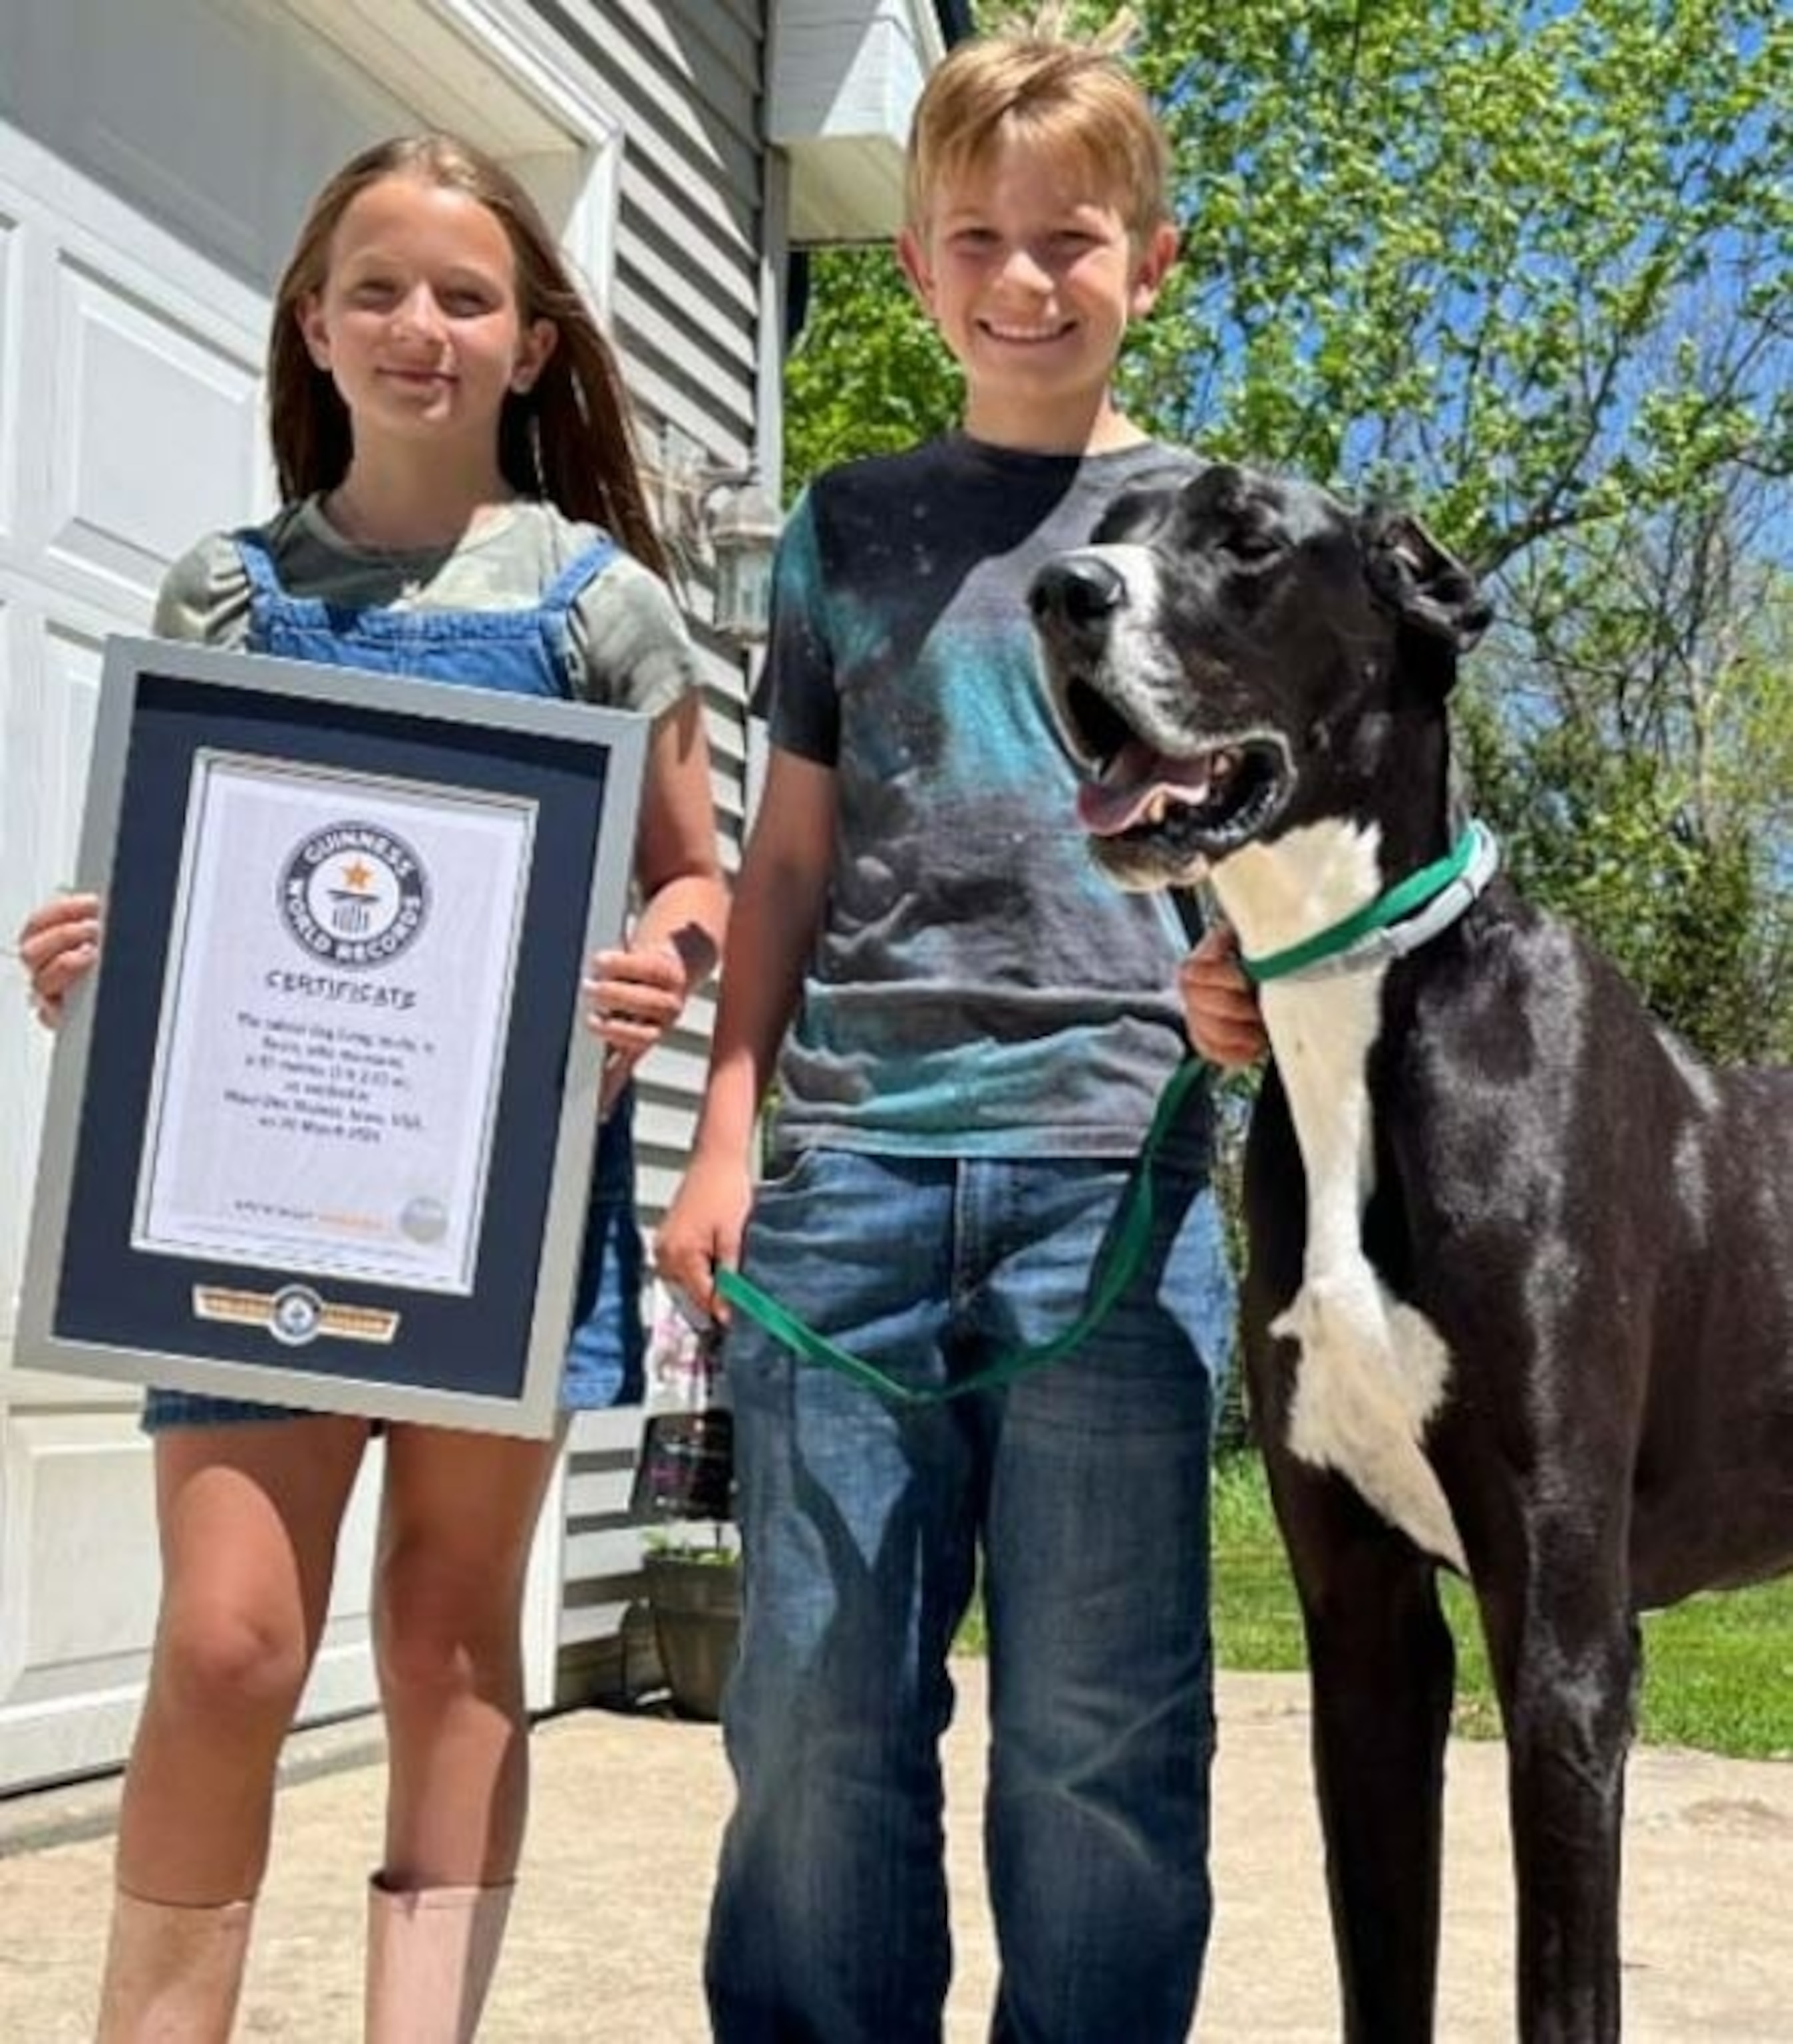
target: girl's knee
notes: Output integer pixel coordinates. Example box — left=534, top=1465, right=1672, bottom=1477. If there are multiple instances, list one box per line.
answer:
left=373, top=1550, right=524, bottom=1704
left=152, top=1599, right=311, bottom=1728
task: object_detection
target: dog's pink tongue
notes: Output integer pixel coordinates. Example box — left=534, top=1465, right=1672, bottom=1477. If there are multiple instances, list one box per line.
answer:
left=1077, top=741, right=1212, bottom=837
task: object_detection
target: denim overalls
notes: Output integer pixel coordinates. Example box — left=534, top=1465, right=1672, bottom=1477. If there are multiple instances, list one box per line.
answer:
left=142, top=525, right=645, bottom=1430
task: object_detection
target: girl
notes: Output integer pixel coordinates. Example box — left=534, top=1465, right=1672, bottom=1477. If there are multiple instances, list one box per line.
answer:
left=17, top=134, right=726, bottom=2042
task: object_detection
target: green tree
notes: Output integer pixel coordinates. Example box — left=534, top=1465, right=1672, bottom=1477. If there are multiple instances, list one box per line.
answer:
left=1464, top=469, right=1792, bottom=1061
left=784, top=253, right=964, bottom=484
left=1129, top=0, right=1790, bottom=575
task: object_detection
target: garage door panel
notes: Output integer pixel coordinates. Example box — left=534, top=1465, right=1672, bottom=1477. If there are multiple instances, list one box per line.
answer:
left=71, top=0, right=284, bottom=282
left=257, top=35, right=426, bottom=276
left=0, top=608, right=102, bottom=1350
left=37, top=617, right=104, bottom=873
left=0, top=142, right=274, bottom=589
left=5, top=0, right=417, bottom=297
left=50, top=256, right=264, bottom=601
left=0, top=1421, right=158, bottom=1700
left=0, top=1421, right=388, bottom=1685
left=0, top=1411, right=387, bottom=1792
left=0, top=597, right=42, bottom=1358
left=0, top=206, right=19, bottom=542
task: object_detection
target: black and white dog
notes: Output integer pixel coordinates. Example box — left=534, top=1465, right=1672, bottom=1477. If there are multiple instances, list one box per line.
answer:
left=1029, top=462, right=1793, bottom=2043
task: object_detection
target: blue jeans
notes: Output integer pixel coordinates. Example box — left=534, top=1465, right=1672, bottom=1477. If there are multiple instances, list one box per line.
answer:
left=707, top=1132, right=1233, bottom=2044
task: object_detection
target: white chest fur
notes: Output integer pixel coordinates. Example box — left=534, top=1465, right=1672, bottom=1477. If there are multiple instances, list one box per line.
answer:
left=1221, top=824, right=1467, bottom=1571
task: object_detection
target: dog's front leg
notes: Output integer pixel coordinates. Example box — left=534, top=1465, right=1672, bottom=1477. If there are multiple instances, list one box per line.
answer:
left=1480, top=1554, right=1639, bottom=2043
left=1271, top=1459, right=1456, bottom=2044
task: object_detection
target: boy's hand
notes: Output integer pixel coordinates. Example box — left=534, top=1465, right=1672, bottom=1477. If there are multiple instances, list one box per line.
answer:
left=584, top=939, right=691, bottom=1114
left=654, top=1153, right=756, bottom=1324
left=1180, top=920, right=1267, bottom=1068
left=17, top=892, right=102, bottom=1029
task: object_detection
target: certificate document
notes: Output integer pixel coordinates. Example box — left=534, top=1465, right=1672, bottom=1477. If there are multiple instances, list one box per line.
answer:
left=134, top=752, right=534, bottom=1293
left=22, top=635, right=646, bottom=1435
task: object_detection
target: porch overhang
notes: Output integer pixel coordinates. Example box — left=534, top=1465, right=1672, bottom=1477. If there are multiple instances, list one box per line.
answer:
left=769, top=0, right=972, bottom=244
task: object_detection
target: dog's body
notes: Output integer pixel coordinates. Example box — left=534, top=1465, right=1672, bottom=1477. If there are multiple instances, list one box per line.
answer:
left=1029, top=462, right=1793, bottom=2042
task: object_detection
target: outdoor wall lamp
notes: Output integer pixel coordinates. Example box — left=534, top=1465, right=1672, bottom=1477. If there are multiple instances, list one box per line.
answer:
left=701, top=473, right=781, bottom=645
left=660, top=431, right=783, bottom=649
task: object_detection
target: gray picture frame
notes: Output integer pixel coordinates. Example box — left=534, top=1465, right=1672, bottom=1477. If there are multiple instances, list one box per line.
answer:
left=17, top=635, right=648, bottom=1437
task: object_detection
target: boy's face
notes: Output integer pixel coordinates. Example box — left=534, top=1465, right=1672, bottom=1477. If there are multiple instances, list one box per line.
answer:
left=898, top=134, right=1176, bottom=446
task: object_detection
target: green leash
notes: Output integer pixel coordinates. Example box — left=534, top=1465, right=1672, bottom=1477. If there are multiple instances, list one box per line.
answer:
left=714, top=1057, right=1206, bottom=1407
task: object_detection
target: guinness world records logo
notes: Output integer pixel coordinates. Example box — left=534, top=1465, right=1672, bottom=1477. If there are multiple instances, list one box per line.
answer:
left=279, top=822, right=429, bottom=967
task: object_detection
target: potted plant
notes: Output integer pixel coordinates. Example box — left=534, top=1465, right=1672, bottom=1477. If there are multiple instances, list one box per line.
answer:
left=641, top=1521, right=741, bottom=1721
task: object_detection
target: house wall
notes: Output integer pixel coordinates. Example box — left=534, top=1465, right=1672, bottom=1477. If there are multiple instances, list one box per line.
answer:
left=525, top=0, right=776, bottom=1699
left=548, top=0, right=770, bottom=1218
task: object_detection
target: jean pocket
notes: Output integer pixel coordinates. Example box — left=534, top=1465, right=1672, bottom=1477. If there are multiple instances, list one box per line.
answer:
left=754, top=1143, right=824, bottom=1198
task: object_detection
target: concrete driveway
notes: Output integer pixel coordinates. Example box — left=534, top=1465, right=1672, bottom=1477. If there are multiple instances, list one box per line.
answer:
left=3, top=1666, right=1791, bottom=2040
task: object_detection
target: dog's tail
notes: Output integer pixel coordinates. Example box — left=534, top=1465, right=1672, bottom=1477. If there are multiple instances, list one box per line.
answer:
left=1275, top=1281, right=1468, bottom=1574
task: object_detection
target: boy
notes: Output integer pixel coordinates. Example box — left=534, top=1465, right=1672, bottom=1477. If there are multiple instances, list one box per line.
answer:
left=657, top=30, right=1236, bottom=2043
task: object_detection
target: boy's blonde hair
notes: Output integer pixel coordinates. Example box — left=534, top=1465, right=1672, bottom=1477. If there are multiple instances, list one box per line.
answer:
left=904, top=35, right=1171, bottom=242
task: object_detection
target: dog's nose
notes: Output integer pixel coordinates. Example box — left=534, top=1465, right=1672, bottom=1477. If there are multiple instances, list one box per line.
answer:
left=1029, top=556, right=1126, bottom=631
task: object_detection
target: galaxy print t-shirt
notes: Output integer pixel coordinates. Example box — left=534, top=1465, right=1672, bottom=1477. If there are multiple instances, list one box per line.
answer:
left=760, top=432, right=1208, bottom=1160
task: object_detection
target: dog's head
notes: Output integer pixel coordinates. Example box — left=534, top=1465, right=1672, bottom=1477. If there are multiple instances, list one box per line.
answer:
left=1029, top=462, right=1491, bottom=889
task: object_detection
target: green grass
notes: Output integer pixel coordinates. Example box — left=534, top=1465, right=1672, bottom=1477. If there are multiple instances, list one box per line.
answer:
left=1211, top=1454, right=1793, bottom=1759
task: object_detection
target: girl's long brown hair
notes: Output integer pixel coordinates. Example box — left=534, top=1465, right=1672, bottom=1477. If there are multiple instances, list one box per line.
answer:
left=267, top=134, right=668, bottom=578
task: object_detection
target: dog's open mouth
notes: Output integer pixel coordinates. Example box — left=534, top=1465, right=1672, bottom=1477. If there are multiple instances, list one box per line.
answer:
left=1078, top=739, right=1287, bottom=862
left=1063, top=669, right=1291, bottom=859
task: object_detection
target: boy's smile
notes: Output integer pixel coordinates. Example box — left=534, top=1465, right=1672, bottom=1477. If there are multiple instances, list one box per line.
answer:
left=899, top=134, right=1176, bottom=452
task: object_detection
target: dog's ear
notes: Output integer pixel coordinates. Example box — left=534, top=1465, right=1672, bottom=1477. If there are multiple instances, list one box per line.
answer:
left=1362, top=512, right=1493, bottom=651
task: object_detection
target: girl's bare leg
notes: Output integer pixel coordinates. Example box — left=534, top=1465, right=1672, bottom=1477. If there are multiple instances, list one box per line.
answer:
left=120, top=1414, right=370, bottom=1898
left=98, top=1414, right=369, bottom=2039
left=361, top=1422, right=562, bottom=2041
left=373, top=1419, right=564, bottom=1886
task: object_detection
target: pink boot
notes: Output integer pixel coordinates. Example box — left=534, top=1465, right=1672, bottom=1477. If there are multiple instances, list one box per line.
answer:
left=363, top=1877, right=514, bottom=2043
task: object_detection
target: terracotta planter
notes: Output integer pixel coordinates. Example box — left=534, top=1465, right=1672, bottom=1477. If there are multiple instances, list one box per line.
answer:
left=643, top=1551, right=741, bottom=1721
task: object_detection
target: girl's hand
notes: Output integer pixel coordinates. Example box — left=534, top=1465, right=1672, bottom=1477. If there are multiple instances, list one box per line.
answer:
left=1180, top=920, right=1268, bottom=1069
left=17, top=892, right=103, bottom=1029
left=584, top=938, right=691, bottom=1114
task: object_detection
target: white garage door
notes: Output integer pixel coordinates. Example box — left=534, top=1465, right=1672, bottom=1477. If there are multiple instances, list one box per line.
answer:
left=0, top=0, right=615, bottom=1792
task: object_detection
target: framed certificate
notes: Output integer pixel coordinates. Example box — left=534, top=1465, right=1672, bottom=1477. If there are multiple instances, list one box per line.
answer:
left=17, top=635, right=648, bottom=1437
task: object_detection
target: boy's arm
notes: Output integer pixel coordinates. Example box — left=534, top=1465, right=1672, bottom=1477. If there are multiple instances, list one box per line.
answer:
left=629, top=693, right=729, bottom=979
left=585, top=693, right=729, bottom=1112
left=655, top=746, right=836, bottom=1317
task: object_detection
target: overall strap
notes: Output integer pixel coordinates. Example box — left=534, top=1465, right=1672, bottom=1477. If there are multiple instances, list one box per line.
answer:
left=539, top=534, right=621, bottom=620
left=231, top=528, right=284, bottom=601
